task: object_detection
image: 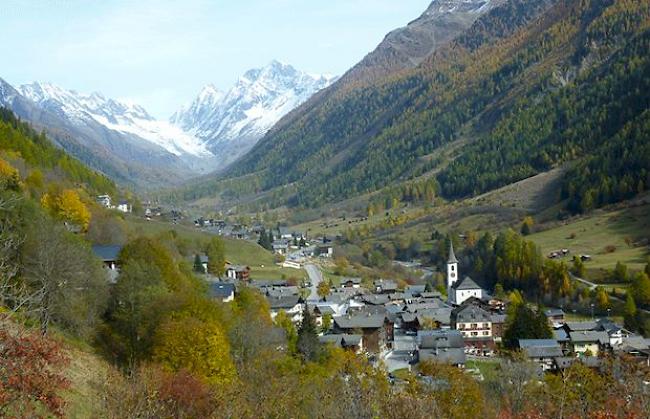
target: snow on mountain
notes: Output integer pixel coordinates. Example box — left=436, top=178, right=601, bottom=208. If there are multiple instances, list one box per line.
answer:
left=18, top=82, right=211, bottom=157
left=170, top=60, right=336, bottom=165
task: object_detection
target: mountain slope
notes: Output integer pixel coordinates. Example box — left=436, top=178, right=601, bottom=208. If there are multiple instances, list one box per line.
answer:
left=171, top=60, right=336, bottom=169
left=179, top=0, right=650, bottom=216
left=0, top=79, right=209, bottom=188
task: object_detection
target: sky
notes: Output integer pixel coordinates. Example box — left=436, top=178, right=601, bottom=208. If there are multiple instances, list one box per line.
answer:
left=0, top=0, right=431, bottom=118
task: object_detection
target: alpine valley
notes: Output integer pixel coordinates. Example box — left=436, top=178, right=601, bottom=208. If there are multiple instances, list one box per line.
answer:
left=0, top=61, right=335, bottom=188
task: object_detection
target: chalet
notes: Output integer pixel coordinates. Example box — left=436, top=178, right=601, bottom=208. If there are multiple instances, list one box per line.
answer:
left=405, top=284, right=427, bottom=298
left=208, top=282, right=235, bottom=303
left=519, top=339, right=563, bottom=371
left=374, top=279, right=398, bottom=294
left=316, top=243, right=334, bottom=258
left=613, top=336, right=650, bottom=365
left=545, top=308, right=566, bottom=326
left=92, top=244, right=122, bottom=270
left=341, top=277, right=362, bottom=288
left=96, top=194, right=112, bottom=208
left=226, top=264, right=250, bottom=281
left=117, top=200, right=132, bottom=213
left=452, top=300, right=494, bottom=353
left=596, top=319, right=630, bottom=346
left=417, top=330, right=466, bottom=367
left=272, top=240, right=289, bottom=255
left=267, top=295, right=304, bottom=323
left=333, top=312, right=393, bottom=353
left=569, top=331, right=609, bottom=356
left=319, top=334, right=363, bottom=353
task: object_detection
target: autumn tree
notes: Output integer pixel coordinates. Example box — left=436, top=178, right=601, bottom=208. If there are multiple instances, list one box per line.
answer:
left=22, top=217, right=108, bottom=336
left=41, top=189, right=91, bottom=231
left=631, top=271, right=650, bottom=307
left=317, top=280, right=331, bottom=299
left=206, top=237, right=226, bottom=278
left=274, top=309, right=297, bottom=354
left=0, top=158, right=21, bottom=191
left=153, top=316, right=236, bottom=386
left=503, top=303, right=552, bottom=349
left=0, top=327, right=69, bottom=417
left=520, top=216, right=534, bottom=235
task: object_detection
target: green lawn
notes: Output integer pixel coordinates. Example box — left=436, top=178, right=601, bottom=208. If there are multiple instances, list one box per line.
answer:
left=465, top=359, right=500, bottom=381
left=527, top=204, right=650, bottom=274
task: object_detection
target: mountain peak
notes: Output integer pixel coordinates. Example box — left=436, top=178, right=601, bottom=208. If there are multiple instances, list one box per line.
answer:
left=170, top=61, right=336, bottom=169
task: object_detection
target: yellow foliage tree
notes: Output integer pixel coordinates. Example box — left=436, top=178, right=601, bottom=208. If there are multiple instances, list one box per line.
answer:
left=0, top=158, right=21, bottom=191
left=41, top=189, right=91, bottom=231
left=153, top=316, right=236, bottom=387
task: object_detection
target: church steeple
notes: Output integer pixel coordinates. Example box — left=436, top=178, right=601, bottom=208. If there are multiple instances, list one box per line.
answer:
left=447, top=241, right=458, bottom=264
left=447, top=241, right=459, bottom=303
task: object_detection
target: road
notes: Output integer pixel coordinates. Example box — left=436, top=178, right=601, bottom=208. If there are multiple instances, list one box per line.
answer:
left=304, top=263, right=324, bottom=302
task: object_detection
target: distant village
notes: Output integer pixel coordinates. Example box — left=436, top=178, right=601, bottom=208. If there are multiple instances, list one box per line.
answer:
left=91, top=198, right=650, bottom=380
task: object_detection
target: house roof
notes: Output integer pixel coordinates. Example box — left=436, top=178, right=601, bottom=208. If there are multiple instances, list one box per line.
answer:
left=454, top=303, right=491, bottom=323
left=553, top=328, right=570, bottom=342
left=199, top=255, right=209, bottom=264
left=341, top=277, right=362, bottom=285
left=490, top=313, right=507, bottom=324
left=545, top=308, right=565, bottom=317
left=405, top=285, right=427, bottom=296
left=92, top=245, right=122, bottom=262
left=417, top=308, right=452, bottom=325
left=565, top=321, right=597, bottom=332
left=208, top=282, right=235, bottom=299
left=374, top=279, right=398, bottom=292
left=319, top=334, right=363, bottom=347
left=419, top=347, right=466, bottom=365
left=267, top=295, right=302, bottom=310
left=334, top=313, right=387, bottom=329
left=452, top=276, right=481, bottom=290
left=569, top=330, right=609, bottom=344
left=519, top=339, right=560, bottom=348
left=362, top=294, right=390, bottom=305
left=418, top=329, right=464, bottom=349
left=447, top=242, right=458, bottom=264
left=519, top=339, right=562, bottom=358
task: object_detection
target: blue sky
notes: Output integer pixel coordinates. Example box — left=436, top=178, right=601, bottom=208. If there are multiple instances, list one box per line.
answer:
left=0, top=0, right=431, bottom=118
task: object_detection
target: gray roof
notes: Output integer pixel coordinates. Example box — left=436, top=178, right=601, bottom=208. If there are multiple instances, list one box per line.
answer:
left=565, top=321, right=597, bottom=332
left=419, top=347, right=466, bottom=365
left=553, top=328, right=570, bottom=342
left=417, top=308, right=452, bottom=325
left=545, top=308, right=565, bottom=317
left=418, top=330, right=464, bottom=349
left=447, top=242, right=458, bottom=264
left=362, top=294, right=390, bottom=305
left=490, top=313, right=507, bottom=324
left=405, top=285, right=427, bottom=296
left=452, top=276, right=481, bottom=290
left=199, top=255, right=209, bottom=264
left=334, top=313, right=387, bottom=329
left=319, top=334, right=363, bottom=347
left=374, top=279, right=398, bottom=292
left=420, top=291, right=442, bottom=299
left=92, top=245, right=122, bottom=262
left=405, top=301, right=446, bottom=312
left=519, top=339, right=563, bottom=358
left=208, top=282, right=235, bottom=299
left=454, top=303, right=491, bottom=323
left=569, top=331, right=609, bottom=345
left=267, top=295, right=302, bottom=310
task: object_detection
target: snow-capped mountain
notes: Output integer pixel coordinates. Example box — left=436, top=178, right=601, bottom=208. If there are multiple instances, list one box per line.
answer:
left=18, top=82, right=211, bottom=158
left=171, top=60, right=336, bottom=167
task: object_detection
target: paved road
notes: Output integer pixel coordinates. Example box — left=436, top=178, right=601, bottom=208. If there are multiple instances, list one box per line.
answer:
left=304, top=263, right=324, bottom=302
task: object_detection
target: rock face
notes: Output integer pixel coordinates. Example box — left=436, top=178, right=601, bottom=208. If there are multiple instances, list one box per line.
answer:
left=170, top=60, right=336, bottom=169
left=336, top=0, right=503, bottom=88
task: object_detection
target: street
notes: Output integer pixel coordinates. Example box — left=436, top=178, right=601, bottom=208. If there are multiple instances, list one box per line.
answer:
left=304, top=263, right=323, bottom=302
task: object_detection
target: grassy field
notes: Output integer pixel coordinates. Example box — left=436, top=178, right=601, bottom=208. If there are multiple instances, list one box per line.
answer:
left=465, top=359, right=501, bottom=381
left=527, top=203, right=650, bottom=276
left=124, top=216, right=304, bottom=281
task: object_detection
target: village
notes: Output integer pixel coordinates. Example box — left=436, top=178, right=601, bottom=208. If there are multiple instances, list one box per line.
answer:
left=94, top=221, right=650, bottom=384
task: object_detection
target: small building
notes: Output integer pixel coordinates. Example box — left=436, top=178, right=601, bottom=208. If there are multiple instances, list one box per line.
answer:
left=519, top=339, right=563, bottom=371
left=272, top=240, right=289, bottom=255
left=117, top=200, right=132, bottom=213
left=333, top=312, right=394, bottom=353
left=341, top=277, right=362, bottom=288
left=226, top=264, right=250, bottom=281
left=268, top=295, right=304, bottom=323
left=208, top=282, right=235, bottom=303
left=96, top=194, right=112, bottom=208
left=319, top=334, right=363, bottom=353
left=545, top=308, right=566, bottom=327
left=374, top=279, right=398, bottom=294
left=92, top=245, right=122, bottom=283
left=569, top=331, right=609, bottom=356
left=417, top=330, right=466, bottom=367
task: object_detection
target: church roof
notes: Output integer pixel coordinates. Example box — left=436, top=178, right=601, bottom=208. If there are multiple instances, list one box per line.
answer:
left=452, top=276, right=481, bottom=290
left=447, top=242, right=458, bottom=264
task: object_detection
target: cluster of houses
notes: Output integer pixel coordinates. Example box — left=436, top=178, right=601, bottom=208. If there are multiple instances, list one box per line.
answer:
left=518, top=316, right=650, bottom=371
left=96, top=194, right=132, bottom=213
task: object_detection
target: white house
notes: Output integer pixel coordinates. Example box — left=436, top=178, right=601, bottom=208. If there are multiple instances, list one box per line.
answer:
left=96, top=194, right=112, bottom=208
left=117, top=200, right=132, bottom=213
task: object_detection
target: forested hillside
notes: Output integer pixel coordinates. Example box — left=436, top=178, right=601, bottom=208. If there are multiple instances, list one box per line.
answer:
left=179, top=0, right=650, bottom=215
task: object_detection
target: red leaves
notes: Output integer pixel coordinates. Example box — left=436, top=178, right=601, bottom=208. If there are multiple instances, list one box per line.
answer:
left=0, top=328, right=70, bottom=418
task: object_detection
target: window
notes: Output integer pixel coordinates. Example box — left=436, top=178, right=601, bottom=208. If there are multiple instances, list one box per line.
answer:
left=471, top=323, right=477, bottom=329
left=451, top=265, right=455, bottom=271
left=472, top=332, right=478, bottom=336
left=483, top=323, right=489, bottom=328
left=483, top=331, right=489, bottom=336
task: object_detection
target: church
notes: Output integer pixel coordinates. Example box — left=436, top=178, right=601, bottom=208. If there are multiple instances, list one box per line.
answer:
left=447, top=242, right=484, bottom=306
